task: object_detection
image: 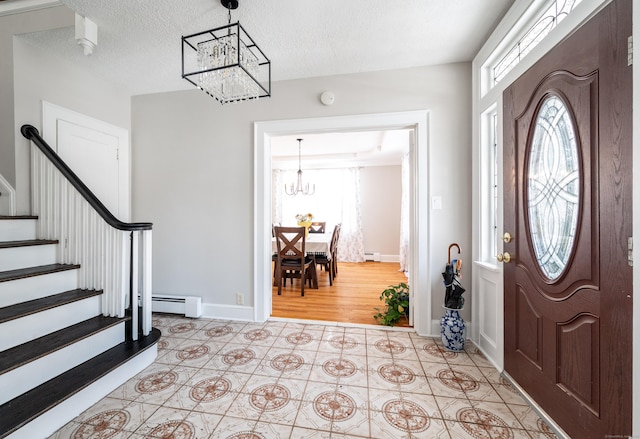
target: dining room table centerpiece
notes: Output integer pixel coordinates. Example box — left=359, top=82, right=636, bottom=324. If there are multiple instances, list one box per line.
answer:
left=295, top=213, right=313, bottom=236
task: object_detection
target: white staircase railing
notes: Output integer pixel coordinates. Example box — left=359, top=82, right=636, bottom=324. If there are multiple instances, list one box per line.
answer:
left=21, top=124, right=153, bottom=340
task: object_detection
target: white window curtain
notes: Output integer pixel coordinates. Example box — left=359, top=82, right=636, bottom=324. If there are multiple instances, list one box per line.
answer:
left=337, top=167, right=365, bottom=262
left=399, top=153, right=410, bottom=271
left=272, top=167, right=364, bottom=262
left=272, top=170, right=284, bottom=226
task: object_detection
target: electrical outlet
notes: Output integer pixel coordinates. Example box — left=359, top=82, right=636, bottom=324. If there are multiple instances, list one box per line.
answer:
left=236, top=293, right=244, bottom=305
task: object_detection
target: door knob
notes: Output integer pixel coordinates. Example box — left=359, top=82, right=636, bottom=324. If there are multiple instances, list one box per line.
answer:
left=497, top=252, right=512, bottom=263
left=502, top=232, right=513, bottom=243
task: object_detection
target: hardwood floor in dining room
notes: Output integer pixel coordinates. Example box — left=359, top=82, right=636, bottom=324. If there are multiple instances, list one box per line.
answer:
left=271, top=261, right=411, bottom=327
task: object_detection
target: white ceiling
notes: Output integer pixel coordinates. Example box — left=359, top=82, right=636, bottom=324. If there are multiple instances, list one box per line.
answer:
left=271, top=129, right=412, bottom=169
left=4, top=0, right=513, bottom=164
left=8, top=0, right=513, bottom=96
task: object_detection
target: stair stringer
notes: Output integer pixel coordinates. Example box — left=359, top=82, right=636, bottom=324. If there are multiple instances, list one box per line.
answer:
left=0, top=322, right=124, bottom=405
left=0, top=295, right=102, bottom=351
left=5, top=345, right=157, bottom=439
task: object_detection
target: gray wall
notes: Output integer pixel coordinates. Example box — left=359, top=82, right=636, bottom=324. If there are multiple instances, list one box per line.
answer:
left=12, top=36, right=132, bottom=214
left=5, top=15, right=472, bottom=324
left=132, top=63, right=472, bottom=322
left=360, top=165, right=402, bottom=258
left=0, top=6, right=74, bottom=191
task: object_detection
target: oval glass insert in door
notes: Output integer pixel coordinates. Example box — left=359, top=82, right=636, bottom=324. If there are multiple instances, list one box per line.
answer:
left=527, top=94, right=580, bottom=280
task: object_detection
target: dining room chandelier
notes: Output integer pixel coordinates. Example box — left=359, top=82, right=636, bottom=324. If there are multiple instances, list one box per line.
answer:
left=181, top=0, right=271, bottom=104
left=285, top=139, right=315, bottom=196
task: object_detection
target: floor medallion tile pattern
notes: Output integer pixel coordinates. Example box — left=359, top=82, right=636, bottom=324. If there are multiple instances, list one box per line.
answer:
left=135, top=370, right=178, bottom=394
left=168, top=321, right=197, bottom=334
left=322, top=358, right=357, bottom=378
left=382, top=399, right=430, bottom=433
left=222, top=348, right=256, bottom=366
left=206, top=325, right=234, bottom=338
left=249, top=384, right=291, bottom=411
left=190, top=377, right=232, bottom=402
left=313, top=391, right=357, bottom=422
left=49, top=315, right=560, bottom=439
left=71, top=409, right=130, bottom=438
left=270, top=353, right=304, bottom=372
left=146, top=419, right=195, bottom=438
left=378, top=363, right=416, bottom=384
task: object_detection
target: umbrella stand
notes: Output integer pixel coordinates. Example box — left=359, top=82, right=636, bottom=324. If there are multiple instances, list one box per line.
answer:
left=441, top=243, right=466, bottom=351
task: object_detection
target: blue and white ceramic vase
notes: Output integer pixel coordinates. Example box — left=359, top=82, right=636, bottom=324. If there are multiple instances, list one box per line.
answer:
left=441, top=307, right=466, bottom=351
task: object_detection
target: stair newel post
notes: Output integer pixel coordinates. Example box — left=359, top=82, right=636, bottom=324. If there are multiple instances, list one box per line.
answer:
left=128, top=231, right=139, bottom=341
left=140, top=229, right=153, bottom=336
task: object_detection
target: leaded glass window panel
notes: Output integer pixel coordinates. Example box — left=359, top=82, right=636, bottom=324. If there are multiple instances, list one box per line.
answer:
left=527, top=95, right=580, bottom=280
left=492, top=0, right=583, bottom=85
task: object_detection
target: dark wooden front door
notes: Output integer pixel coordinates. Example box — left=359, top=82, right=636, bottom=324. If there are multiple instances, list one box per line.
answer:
left=502, top=0, right=632, bottom=437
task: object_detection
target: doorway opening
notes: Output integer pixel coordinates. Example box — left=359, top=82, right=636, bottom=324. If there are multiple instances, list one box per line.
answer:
left=271, top=129, right=411, bottom=325
left=253, top=111, right=431, bottom=334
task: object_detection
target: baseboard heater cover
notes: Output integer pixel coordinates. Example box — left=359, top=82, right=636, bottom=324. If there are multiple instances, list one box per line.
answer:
left=151, top=294, right=202, bottom=318
left=364, top=251, right=381, bottom=262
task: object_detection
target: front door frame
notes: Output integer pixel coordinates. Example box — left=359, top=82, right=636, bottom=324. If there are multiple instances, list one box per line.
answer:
left=253, top=111, right=430, bottom=334
left=473, top=0, right=639, bottom=433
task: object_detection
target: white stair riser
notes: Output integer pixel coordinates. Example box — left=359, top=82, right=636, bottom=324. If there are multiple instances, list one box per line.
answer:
left=0, top=269, right=78, bottom=307
left=6, top=345, right=157, bottom=439
left=0, top=322, right=125, bottom=406
left=0, top=244, right=58, bottom=271
left=0, top=219, right=37, bottom=241
left=0, top=295, right=102, bottom=351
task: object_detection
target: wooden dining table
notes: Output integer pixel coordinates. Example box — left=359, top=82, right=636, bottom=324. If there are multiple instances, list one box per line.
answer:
left=271, top=232, right=332, bottom=255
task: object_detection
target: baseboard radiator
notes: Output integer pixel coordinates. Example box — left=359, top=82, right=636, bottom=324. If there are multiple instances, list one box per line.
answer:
left=364, top=252, right=381, bottom=262
left=151, top=294, right=202, bottom=318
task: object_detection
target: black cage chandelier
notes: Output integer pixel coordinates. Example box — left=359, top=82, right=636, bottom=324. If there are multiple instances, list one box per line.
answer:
left=181, top=0, right=271, bottom=104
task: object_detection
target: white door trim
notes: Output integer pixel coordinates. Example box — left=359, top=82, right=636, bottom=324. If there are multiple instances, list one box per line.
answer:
left=0, top=173, right=16, bottom=215
left=42, top=101, right=130, bottom=221
left=253, top=111, right=431, bottom=335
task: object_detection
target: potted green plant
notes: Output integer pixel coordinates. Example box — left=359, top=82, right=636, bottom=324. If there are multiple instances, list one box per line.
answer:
left=373, top=282, right=409, bottom=326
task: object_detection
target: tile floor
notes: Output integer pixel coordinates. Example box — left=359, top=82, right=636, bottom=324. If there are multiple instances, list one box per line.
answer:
left=49, top=315, right=559, bottom=439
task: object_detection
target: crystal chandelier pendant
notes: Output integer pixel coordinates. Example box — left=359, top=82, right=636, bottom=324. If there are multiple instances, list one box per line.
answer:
left=285, top=139, right=315, bottom=196
left=196, top=35, right=260, bottom=103
left=181, top=0, right=270, bottom=104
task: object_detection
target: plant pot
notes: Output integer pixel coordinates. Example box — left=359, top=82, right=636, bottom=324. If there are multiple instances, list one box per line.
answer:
left=440, top=306, right=466, bottom=352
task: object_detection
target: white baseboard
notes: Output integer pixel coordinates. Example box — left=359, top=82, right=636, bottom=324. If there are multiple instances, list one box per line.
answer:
left=380, top=254, right=400, bottom=263
left=201, top=303, right=255, bottom=322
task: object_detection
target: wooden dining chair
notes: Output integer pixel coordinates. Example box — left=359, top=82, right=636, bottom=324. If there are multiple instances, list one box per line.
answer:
left=271, top=223, right=288, bottom=285
left=332, top=223, right=341, bottom=279
left=309, top=222, right=326, bottom=233
left=273, top=226, right=317, bottom=296
left=313, top=224, right=340, bottom=286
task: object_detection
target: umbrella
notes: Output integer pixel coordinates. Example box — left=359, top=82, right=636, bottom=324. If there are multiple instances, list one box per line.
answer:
left=443, top=244, right=465, bottom=309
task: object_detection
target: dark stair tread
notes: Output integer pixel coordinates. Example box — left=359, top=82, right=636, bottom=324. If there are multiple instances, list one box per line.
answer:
left=0, top=315, right=130, bottom=374
left=0, top=239, right=58, bottom=249
left=0, top=289, right=102, bottom=324
left=0, top=216, right=38, bottom=220
left=0, top=328, right=161, bottom=438
left=0, top=264, right=80, bottom=283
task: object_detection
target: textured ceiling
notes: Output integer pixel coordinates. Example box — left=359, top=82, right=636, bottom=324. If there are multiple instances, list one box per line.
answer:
left=14, top=0, right=514, bottom=96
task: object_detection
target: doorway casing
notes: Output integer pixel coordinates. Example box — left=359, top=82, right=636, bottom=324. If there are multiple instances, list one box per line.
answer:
left=253, top=111, right=431, bottom=334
